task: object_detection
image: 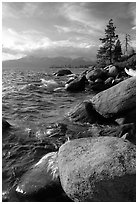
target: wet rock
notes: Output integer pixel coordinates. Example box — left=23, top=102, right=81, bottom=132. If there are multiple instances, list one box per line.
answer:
left=67, top=100, right=110, bottom=124
left=115, top=108, right=136, bottom=125
left=65, top=75, right=87, bottom=92
left=2, top=118, right=11, bottom=131
left=91, top=76, right=136, bottom=118
left=95, top=78, right=103, bottom=83
left=2, top=191, right=10, bottom=202
left=58, top=137, right=136, bottom=202
left=86, top=68, right=107, bottom=81
left=90, top=80, right=105, bottom=92
left=113, top=77, right=123, bottom=85
left=66, top=76, right=77, bottom=84
left=104, top=77, right=114, bottom=87
left=67, top=100, right=116, bottom=125
left=108, top=65, right=118, bottom=77
left=124, top=68, right=136, bottom=77
left=16, top=152, right=63, bottom=201
left=88, top=123, right=136, bottom=144
left=53, top=69, right=72, bottom=76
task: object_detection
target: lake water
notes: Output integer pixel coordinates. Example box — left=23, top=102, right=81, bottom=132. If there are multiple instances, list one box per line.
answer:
left=2, top=67, right=92, bottom=201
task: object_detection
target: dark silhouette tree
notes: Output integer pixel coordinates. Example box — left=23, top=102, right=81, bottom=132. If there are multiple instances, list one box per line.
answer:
left=97, top=19, right=119, bottom=65
left=113, top=35, right=122, bottom=62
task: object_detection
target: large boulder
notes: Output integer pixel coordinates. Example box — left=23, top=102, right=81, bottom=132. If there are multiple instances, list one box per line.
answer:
left=91, top=76, right=136, bottom=118
left=16, top=152, right=65, bottom=201
left=58, top=137, right=136, bottom=202
left=66, top=100, right=112, bottom=124
left=108, top=65, right=118, bottom=77
left=86, top=68, right=107, bottom=81
left=115, top=108, right=136, bottom=125
left=53, top=69, right=72, bottom=76
left=65, top=75, right=87, bottom=92
left=90, top=79, right=105, bottom=92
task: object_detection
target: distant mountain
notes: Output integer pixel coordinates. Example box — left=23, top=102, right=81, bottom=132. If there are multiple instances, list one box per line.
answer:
left=2, top=56, right=95, bottom=70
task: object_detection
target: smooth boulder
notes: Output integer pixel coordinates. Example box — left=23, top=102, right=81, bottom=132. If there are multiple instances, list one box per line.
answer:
left=58, top=137, right=136, bottom=202
left=65, top=75, right=87, bottom=92
left=108, top=65, right=118, bottom=77
left=91, top=76, right=136, bottom=118
left=67, top=100, right=110, bottom=124
left=54, top=69, right=72, bottom=76
left=86, top=68, right=107, bottom=81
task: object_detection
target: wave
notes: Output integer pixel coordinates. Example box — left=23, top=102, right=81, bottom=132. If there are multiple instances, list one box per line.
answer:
left=40, top=78, right=64, bottom=92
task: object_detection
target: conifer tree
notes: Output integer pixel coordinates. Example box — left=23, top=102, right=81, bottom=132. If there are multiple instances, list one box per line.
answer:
left=97, top=19, right=119, bottom=65
left=113, top=36, right=122, bottom=62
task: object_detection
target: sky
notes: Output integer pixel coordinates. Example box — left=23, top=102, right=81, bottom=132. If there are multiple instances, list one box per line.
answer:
left=2, top=2, right=136, bottom=61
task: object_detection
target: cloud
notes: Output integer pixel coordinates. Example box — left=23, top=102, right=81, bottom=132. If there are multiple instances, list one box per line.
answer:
left=2, top=2, right=136, bottom=61
left=3, top=28, right=51, bottom=52
left=2, top=3, right=18, bottom=19
left=2, top=52, right=26, bottom=61
left=55, top=24, right=97, bottom=36
left=61, top=3, right=105, bottom=32
left=2, top=27, right=96, bottom=60
left=128, top=2, right=136, bottom=28
left=2, top=2, right=44, bottom=19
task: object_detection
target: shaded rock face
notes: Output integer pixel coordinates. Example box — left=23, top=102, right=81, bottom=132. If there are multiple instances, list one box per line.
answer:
left=16, top=152, right=65, bottom=201
left=91, top=76, right=136, bottom=119
left=89, top=80, right=105, bottom=92
left=2, top=118, right=11, bottom=132
left=58, top=137, right=136, bottom=202
left=108, top=65, right=118, bottom=77
left=104, top=77, right=114, bottom=85
left=54, top=69, right=72, bottom=76
left=115, top=108, right=136, bottom=125
left=65, top=75, right=87, bottom=92
left=67, top=100, right=113, bottom=125
left=87, top=123, right=136, bottom=144
left=86, top=68, right=107, bottom=81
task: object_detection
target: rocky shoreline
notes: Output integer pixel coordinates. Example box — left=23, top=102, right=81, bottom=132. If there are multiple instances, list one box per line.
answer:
left=2, top=65, right=136, bottom=202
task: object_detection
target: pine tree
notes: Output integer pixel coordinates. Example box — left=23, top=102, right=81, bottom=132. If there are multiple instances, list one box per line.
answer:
left=113, top=36, right=122, bottom=62
left=97, top=19, right=118, bottom=65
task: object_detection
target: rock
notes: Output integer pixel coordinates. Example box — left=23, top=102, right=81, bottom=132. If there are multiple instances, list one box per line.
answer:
left=88, top=123, right=136, bottom=143
left=113, top=77, right=123, bottom=85
left=108, top=65, right=118, bottom=77
left=67, top=100, right=113, bottom=124
left=16, top=152, right=63, bottom=201
left=58, top=137, right=136, bottom=202
left=95, top=78, right=103, bottom=83
left=90, top=79, right=105, bottom=92
left=2, top=191, right=10, bottom=202
left=2, top=118, right=11, bottom=131
left=66, top=76, right=77, bottom=84
left=54, top=69, right=72, bottom=76
left=91, top=76, right=136, bottom=118
left=124, top=68, right=136, bottom=77
left=115, top=108, right=136, bottom=125
left=64, top=122, right=136, bottom=144
left=104, top=77, right=114, bottom=85
left=65, top=75, right=87, bottom=92
left=86, top=68, right=107, bottom=81
left=67, top=99, right=117, bottom=125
